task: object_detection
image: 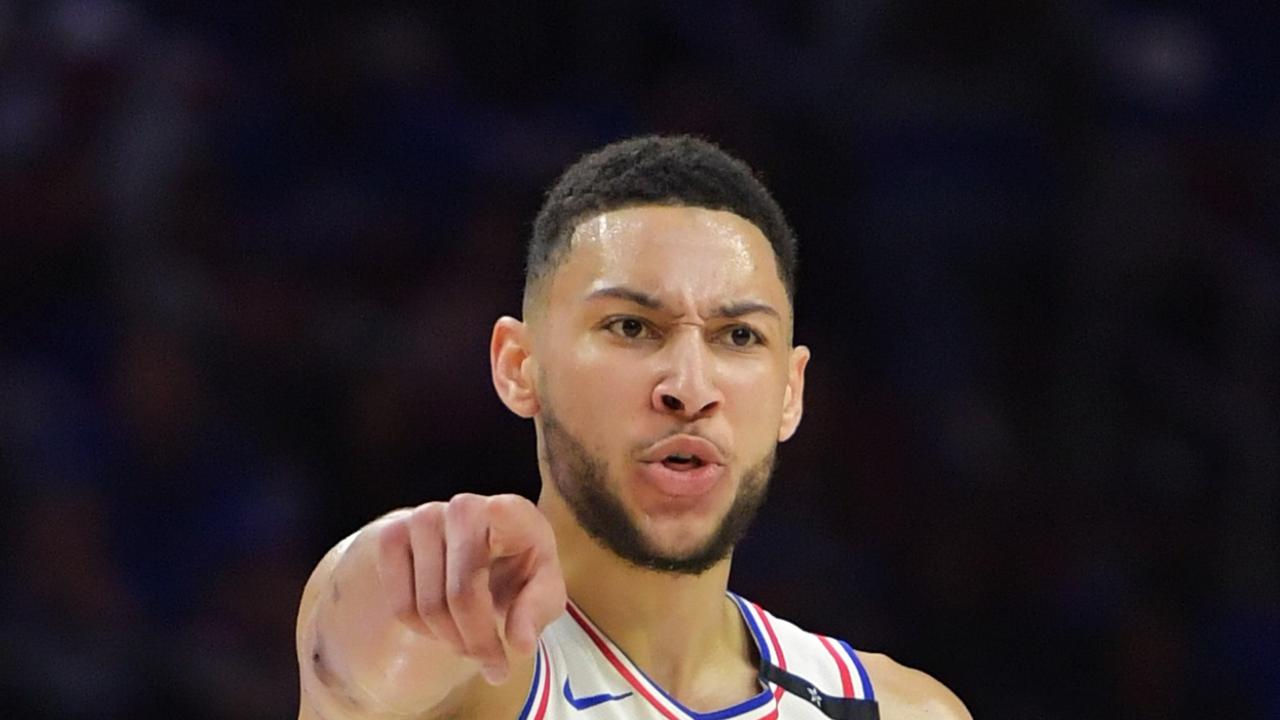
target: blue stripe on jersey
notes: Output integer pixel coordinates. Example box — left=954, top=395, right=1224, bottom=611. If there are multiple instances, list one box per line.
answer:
left=515, top=643, right=543, bottom=720
left=838, top=639, right=875, bottom=701
left=595, top=595, right=773, bottom=720
left=647, top=682, right=772, bottom=720
left=728, top=593, right=771, bottom=666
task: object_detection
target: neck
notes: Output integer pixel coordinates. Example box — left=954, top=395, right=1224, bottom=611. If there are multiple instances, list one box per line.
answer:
left=539, top=489, right=759, bottom=706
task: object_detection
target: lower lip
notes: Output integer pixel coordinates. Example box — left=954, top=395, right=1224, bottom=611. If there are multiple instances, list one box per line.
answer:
left=637, top=462, right=725, bottom=497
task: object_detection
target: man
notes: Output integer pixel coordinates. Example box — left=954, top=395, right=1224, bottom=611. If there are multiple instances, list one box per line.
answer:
left=296, top=136, right=971, bottom=719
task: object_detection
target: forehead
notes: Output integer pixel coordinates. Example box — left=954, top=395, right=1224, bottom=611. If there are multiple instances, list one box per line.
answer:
left=549, top=205, right=789, bottom=315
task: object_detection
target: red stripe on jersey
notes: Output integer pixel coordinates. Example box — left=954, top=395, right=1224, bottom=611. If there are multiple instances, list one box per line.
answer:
left=748, top=601, right=789, bottom=702
left=750, top=601, right=787, bottom=669
left=817, top=635, right=854, bottom=697
left=566, top=603, right=683, bottom=720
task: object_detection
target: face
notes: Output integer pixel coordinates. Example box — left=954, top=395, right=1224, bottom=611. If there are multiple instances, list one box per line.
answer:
left=522, top=205, right=808, bottom=574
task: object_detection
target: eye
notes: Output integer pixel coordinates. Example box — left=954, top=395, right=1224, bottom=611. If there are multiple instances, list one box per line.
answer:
left=604, top=317, right=653, bottom=340
left=724, top=325, right=762, bottom=348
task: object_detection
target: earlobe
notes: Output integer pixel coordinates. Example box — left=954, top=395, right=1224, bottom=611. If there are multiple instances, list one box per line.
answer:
left=778, top=345, right=810, bottom=442
left=490, top=316, right=540, bottom=418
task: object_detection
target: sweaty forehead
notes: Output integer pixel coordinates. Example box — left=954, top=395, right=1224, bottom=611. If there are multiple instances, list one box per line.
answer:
left=552, top=205, right=788, bottom=316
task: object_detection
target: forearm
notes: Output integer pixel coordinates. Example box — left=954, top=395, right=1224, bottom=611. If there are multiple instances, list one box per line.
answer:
left=298, top=515, right=481, bottom=719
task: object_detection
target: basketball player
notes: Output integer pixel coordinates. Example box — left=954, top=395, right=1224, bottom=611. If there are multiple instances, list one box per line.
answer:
left=296, top=136, right=972, bottom=719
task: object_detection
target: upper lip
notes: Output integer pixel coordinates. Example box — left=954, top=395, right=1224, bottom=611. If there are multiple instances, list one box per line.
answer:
left=641, top=434, right=727, bottom=465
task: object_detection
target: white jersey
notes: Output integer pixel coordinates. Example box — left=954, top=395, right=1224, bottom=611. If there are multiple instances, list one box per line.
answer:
left=516, top=593, right=877, bottom=720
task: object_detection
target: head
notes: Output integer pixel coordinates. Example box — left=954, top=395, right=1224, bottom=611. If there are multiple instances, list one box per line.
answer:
left=491, top=135, right=809, bottom=575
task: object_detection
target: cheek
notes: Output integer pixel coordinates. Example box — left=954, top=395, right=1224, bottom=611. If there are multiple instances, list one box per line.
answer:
left=720, top=365, right=788, bottom=437
left=547, top=346, right=647, bottom=429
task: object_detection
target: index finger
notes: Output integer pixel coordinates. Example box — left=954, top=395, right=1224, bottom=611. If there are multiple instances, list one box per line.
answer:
left=503, top=557, right=566, bottom=656
left=485, top=494, right=552, bottom=559
left=444, top=495, right=507, bottom=681
left=485, top=495, right=564, bottom=654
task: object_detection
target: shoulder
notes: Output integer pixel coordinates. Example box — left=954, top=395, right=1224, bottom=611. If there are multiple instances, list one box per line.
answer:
left=730, top=596, right=970, bottom=718
left=857, top=651, right=972, bottom=720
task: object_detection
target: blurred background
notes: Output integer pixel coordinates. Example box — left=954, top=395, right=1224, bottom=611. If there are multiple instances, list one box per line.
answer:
left=1, top=1, right=1277, bottom=718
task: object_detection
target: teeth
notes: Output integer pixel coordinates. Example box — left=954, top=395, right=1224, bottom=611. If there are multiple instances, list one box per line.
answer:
left=664, top=453, right=706, bottom=468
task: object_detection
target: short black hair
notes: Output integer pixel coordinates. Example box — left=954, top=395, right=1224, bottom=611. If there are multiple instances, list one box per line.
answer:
left=525, top=135, right=798, bottom=306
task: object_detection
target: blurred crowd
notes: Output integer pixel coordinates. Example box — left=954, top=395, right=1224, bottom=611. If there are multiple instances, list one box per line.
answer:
left=1, top=2, right=1277, bottom=718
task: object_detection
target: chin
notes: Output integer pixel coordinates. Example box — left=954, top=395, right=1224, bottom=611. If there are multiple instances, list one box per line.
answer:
left=635, top=511, right=726, bottom=555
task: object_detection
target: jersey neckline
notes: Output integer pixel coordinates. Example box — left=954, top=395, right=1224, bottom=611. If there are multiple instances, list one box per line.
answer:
left=561, top=592, right=783, bottom=720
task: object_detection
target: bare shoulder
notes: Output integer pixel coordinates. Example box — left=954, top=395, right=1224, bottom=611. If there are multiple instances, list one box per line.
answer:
left=857, top=651, right=972, bottom=720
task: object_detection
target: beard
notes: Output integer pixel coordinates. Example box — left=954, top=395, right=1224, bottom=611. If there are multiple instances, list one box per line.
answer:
left=541, top=409, right=774, bottom=576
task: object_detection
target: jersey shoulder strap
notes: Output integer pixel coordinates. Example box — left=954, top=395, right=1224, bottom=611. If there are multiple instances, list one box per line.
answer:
left=730, top=593, right=879, bottom=719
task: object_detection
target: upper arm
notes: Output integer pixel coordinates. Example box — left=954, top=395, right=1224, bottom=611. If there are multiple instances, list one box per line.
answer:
left=857, top=651, right=972, bottom=720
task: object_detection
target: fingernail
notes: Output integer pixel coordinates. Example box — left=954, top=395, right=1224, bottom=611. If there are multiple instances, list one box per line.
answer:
left=482, top=664, right=507, bottom=685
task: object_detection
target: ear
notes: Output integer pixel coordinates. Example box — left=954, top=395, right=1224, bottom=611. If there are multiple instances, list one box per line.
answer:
left=778, top=344, right=810, bottom=442
left=490, top=316, right=540, bottom=418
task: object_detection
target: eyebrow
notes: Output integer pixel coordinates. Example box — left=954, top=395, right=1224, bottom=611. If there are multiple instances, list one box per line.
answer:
left=584, top=286, right=781, bottom=321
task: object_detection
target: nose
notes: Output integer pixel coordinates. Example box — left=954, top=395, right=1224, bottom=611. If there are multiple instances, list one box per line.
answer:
left=651, top=326, right=723, bottom=420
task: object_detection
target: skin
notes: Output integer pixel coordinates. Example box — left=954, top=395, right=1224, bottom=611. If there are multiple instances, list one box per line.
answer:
left=295, top=205, right=972, bottom=719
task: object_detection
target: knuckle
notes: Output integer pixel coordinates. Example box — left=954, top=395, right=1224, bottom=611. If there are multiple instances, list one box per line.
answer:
left=376, top=519, right=408, bottom=554
left=450, top=492, right=483, bottom=506
left=411, top=502, right=445, bottom=526
left=489, top=493, right=524, bottom=510
left=446, top=493, right=487, bottom=520
left=489, top=493, right=531, bottom=521
left=406, top=505, right=444, bottom=540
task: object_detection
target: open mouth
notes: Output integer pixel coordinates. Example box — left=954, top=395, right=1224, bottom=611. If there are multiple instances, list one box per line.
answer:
left=639, top=445, right=724, bottom=497
left=661, top=453, right=706, bottom=470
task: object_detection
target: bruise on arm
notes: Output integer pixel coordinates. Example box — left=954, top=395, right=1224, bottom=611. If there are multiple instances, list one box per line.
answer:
left=310, top=635, right=367, bottom=713
left=299, top=541, right=379, bottom=718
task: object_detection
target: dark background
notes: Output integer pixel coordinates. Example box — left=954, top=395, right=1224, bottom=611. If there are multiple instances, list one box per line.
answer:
left=2, top=2, right=1277, bottom=718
